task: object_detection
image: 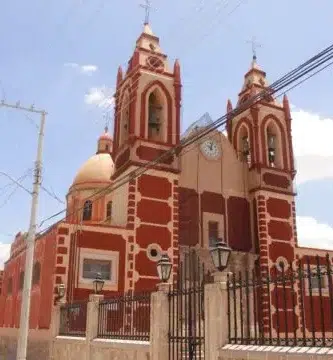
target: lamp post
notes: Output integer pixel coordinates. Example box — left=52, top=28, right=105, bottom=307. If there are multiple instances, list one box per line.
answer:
left=93, top=273, right=105, bottom=294
left=156, top=254, right=172, bottom=282
left=210, top=240, right=232, bottom=272
left=54, top=283, right=66, bottom=305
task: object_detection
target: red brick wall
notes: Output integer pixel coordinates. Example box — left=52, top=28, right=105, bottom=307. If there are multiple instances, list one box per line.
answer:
left=134, top=174, right=177, bottom=291
left=178, top=187, right=251, bottom=251
left=0, top=229, right=57, bottom=329
left=71, top=229, right=127, bottom=301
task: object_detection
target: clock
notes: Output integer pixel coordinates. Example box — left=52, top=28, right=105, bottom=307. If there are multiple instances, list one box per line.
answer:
left=200, top=139, right=221, bottom=160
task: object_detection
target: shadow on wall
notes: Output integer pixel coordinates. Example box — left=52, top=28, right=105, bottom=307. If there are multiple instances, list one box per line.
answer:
left=0, top=337, right=49, bottom=360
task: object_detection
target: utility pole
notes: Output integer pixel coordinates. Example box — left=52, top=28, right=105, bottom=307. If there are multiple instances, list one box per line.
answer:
left=0, top=100, right=47, bottom=360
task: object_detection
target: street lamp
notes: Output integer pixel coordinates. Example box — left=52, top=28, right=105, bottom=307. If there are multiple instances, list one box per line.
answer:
left=156, top=254, right=172, bottom=282
left=210, top=240, right=232, bottom=272
left=93, top=273, right=105, bottom=294
left=54, top=283, right=66, bottom=305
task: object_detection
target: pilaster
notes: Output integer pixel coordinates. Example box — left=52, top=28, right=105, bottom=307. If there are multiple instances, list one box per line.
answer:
left=150, top=283, right=170, bottom=360
left=204, top=272, right=229, bottom=360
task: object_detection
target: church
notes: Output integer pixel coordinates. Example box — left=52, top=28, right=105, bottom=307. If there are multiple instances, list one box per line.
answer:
left=0, top=21, right=327, bottom=331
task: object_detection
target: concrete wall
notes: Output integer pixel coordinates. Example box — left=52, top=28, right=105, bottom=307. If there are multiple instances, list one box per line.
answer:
left=52, top=337, right=150, bottom=360
left=0, top=328, right=51, bottom=360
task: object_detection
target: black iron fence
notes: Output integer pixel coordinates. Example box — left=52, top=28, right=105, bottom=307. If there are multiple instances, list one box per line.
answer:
left=97, top=291, right=152, bottom=341
left=168, top=249, right=208, bottom=360
left=59, top=302, right=88, bottom=337
left=227, top=254, right=333, bottom=347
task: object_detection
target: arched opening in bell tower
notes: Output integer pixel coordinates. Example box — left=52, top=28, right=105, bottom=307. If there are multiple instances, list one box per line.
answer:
left=148, top=89, right=164, bottom=141
left=238, top=124, right=251, bottom=166
left=119, top=91, right=130, bottom=146
left=265, top=121, right=283, bottom=169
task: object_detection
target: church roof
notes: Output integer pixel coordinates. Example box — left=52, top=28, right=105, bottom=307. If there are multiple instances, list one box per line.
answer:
left=71, top=128, right=114, bottom=188
left=72, top=153, right=114, bottom=187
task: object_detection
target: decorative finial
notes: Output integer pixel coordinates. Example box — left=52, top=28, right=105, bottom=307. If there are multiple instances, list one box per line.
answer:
left=247, top=36, right=262, bottom=62
left=140, top=0, right=152, bottom=25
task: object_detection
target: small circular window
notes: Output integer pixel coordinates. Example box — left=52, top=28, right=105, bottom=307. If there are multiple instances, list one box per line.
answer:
left=147, top=244, right=162, bottom=262
left=150, top=249, right=158, bottom=258
left=276, top=256, right=289, bottom=272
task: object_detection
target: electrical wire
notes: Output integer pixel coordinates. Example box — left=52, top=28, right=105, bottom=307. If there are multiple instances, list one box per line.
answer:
left=0, top=169, right=33, bottom=209
left=0, top=170, right=33, bottom=197
left=36, top=42, right=333, bottom=236
left=40, top=185, right=65, bottom=205
left=39, top=46, right=333, bottom=230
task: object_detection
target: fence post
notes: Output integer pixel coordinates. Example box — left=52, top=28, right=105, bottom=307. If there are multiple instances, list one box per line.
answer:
left=204, top=271, right=229, bottom=360
left=50, top=305, right=61, bottom=337
left=150, top=283, right=169, bottom=360
left=86, top=294, right=104, bottom=342
left=49, top=304, right=62, bottom=360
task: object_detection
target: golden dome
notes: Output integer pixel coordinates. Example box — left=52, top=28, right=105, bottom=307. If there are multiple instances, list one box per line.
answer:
left=72, top=153, right=114, bottom=187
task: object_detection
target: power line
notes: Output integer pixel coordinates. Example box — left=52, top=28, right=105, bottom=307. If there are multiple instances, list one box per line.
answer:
left=0, top=170, right=33, bottom=209
left=40, top=47, right=333, bottom=229
left=37, top=42, right=333, bottom=234
left=40, top=185, right=65, bottom=204
left=0, top=171, right=33, bottom=196
left=0, top=170, right=64, bottom=207
left=0, top=175, right=31, bottom=210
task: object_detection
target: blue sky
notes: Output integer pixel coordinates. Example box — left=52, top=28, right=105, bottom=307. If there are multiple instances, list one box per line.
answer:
left=0, top=0, right=333, bottom=266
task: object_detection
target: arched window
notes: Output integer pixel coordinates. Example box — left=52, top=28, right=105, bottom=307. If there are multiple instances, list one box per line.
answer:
left=119, top=92, right=130, bottom=145
left=238, top=125, right=251, bottom=166
left=7, top=278, right=12, bottom=295
left=32, top=262, right=41, bottom=285
left=266, top=121, right=282, bottom=168
left=148, top=90, right=163, bottom=141
left=19, top=271, right=24, bottom=290
left=83, top=200, right=92, bottom=221
left=106, top=201, right=113, bottom=220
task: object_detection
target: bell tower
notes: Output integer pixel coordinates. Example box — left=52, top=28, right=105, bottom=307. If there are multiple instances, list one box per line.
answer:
left=111, top=20, right=182, bottom=292
left=229, top=59, right=298, bottom=277
left=112, top=23, right=181, bottom=177
left=227, top=55, right=298, bottom=334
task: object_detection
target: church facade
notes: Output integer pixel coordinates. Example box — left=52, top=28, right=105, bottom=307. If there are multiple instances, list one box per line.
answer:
left=0, top=23, right=330, bottom=331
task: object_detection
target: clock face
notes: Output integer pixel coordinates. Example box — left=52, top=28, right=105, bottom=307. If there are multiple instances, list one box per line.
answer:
left=200, top=139, right=221, bottom=159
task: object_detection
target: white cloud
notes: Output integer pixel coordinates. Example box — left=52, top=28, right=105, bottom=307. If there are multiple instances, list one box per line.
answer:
left=64, top=62, right=98, bottom=75
left=297, top=216, right=333, bottom=250
left=291, top=108, right=333, bottom=184
left=84, top=86, right=114, bottom=109
left=0, top=242, right=10, bottom=269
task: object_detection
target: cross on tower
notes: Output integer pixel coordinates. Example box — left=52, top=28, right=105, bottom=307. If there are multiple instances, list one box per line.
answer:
left=140, top=0, right=152, bottom=25
left=103, top=110, right=113, bottom=132
left=247, top=36, right=262, bottom=61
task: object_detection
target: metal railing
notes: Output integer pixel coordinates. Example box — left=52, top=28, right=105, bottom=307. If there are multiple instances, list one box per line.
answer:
left=59, top=302, right=88, bottom=337
left=227, top=254, right=333, bottom=347
left=168, top=249, right=207, bottom=360
left=97, top=291, right=152, bottom=341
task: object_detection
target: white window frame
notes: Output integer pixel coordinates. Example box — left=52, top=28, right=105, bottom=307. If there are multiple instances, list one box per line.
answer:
left=79, top=249, right=119, bottom=291
left=203, top=212, right=224, bottom=249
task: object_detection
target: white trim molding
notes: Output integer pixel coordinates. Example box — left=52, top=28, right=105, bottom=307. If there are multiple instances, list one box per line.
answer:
left=78, top=248, right=119, bottom=292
